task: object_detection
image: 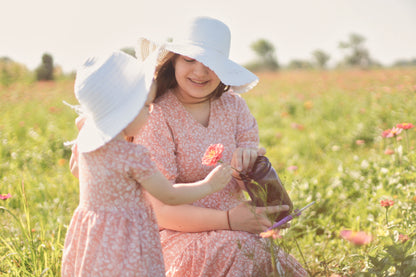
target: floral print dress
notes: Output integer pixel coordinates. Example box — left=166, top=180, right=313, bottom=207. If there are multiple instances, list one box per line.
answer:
left=62, top=140, right=165, bottom=277
left=136, top=91, right=307, bottom=277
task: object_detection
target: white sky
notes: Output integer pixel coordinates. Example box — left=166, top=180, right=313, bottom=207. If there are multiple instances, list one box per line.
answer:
left=1, top=0, right=415, bottom=72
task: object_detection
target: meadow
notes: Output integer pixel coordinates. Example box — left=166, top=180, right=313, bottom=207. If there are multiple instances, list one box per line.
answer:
left=0, top=68, right=415, bottom=276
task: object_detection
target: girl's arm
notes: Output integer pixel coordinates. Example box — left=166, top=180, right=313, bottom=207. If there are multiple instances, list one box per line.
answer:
left=140, top=164, right=232, bottom=205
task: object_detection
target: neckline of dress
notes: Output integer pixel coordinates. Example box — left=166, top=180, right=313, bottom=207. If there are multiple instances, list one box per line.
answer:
left=169, top=90, right=213, bottom=129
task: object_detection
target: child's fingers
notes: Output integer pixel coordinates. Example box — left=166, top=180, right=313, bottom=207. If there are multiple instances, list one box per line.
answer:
left=75, top=116, right=86, bottom=131
left=257, top=147, right=266, bottom=156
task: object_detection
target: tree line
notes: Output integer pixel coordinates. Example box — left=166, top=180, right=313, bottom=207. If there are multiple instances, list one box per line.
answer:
left=247, top=33, right=415, bottom=71
left=0, top=33, right=415, bottom=86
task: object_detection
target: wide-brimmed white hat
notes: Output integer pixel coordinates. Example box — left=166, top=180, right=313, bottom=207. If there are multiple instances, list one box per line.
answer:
left=137, top=16, right=258, bottom=94
left=74, top=50, right=158, bottom=153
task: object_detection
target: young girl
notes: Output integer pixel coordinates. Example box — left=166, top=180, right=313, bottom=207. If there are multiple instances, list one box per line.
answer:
left=134, top=16, right=308, bottom=277
left=61, top=50, right=232, bottom=276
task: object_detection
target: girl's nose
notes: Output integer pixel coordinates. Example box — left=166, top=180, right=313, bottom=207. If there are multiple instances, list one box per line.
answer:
left=193, top=61, right=210, bottom=76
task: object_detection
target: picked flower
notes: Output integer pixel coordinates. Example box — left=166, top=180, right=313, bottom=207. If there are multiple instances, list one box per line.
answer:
left=202, top=144, right=224, bottom=166
left=340, top=229, right=372, bottom=245
left=260, top=229, right=281, bottom=239
left=380, top=199, right=394, bottom=207
left=396, top=123, right=414, bottom=130
left=0, top=193, right=11, bottom=200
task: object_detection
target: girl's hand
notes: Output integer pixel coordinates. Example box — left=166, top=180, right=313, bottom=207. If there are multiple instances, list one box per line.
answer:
left=231, top=147, right=266, bottom=189
left=227, top=202, right=289, bottom=234
left=69, top=116, right=86, bottom=179
left=231, top=147, right=266, bottom=176
left=204, top=164, right=233, bottom=193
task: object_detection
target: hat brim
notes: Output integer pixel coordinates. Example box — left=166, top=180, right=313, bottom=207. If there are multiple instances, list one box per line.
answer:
left=77, top=50, right=158, bottom=153
left=165, top=43, right=258, bottom=93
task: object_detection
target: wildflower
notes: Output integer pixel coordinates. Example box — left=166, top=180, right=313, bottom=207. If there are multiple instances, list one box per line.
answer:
left=260, top=229, right=281, bottom=239
left=382, top=129, right=391, bottom=138
left=291, top=123, right=304, bottom=130
left=202, top=144, right=224, bottom=166
left=398, top=234, right=410, bottom=243
left=340, top=229, right=372, bottom=245
left=356, top=140, right=365, bottom=145
left=388, top=127, right=402, bottom=137
left=287, top=165, right=298, bottom=171
left=384, top=149, right=394, bottom=155
left=396, top=123, right=414, bottom=130
left=413, top=196, right=416, bottom=203
left=0, top=193, right=11, bottom=200
left=303, top=101, right=313, bottom=110
left=380, top=199, right=394, bottom=207
left=381, top=199, right=394, bottom=225
left=58, top=159, right=66, bottom=166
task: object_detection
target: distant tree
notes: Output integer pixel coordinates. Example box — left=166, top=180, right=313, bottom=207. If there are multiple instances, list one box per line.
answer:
left=338, top=33, right=373, bottom=69
left=250, top=39, right=279, bottom=71
left=0, top=57, right=31, bottom=86
left=392, top=58, right=416, bottom=67
left=36, top=53, right=54, bottom=81
left=311, top=49, right=330, bottom=69
left=287, top=59, right=313, bottom=70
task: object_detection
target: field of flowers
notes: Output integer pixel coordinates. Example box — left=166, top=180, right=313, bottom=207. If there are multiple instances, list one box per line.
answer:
left=1, top=68, right=415, bottom=276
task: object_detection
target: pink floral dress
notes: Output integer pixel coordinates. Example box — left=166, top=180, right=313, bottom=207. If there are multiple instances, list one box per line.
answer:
left=62, top=140, right=165, bottom=276
left=136, top=91, right=307, bottom=277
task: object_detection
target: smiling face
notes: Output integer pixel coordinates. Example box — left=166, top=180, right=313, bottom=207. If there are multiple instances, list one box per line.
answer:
left=172, top=55, right=221, bottom=104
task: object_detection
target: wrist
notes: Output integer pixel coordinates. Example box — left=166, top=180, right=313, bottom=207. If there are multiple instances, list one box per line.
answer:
left=226, top=210, right=232, bottom=230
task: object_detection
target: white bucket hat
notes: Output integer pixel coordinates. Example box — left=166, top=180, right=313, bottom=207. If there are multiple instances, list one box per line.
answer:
left=74, top=50, right=158, bottom=153
left=137, top=16, right=258, bottom=94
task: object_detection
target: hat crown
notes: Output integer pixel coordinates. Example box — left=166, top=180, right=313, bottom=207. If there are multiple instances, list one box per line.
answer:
left=174, top=16, right=231, bottom=57
left=75, top=51, right=144, bottom=123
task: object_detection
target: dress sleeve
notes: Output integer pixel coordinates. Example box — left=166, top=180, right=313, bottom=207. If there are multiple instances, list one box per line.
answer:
left=127, top=145, right=158, bottom=183
left=134, top=105, right=178, bottom=182
left=234, top=94, right=259, bottom=148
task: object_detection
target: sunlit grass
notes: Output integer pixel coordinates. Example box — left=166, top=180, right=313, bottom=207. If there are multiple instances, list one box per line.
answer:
left=1, top=68, right=415, bottom=276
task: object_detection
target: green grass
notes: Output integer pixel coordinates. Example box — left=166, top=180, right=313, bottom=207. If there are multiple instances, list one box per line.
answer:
left=1, top=69, right=415, bottom=276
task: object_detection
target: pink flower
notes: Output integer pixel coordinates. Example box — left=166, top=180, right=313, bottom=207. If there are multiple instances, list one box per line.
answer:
left=380, top=199, right=394, bottom=207
left=355, top=140, right=365, bottom=145
left=260, top=229, right=281, bottom=239
left=340, top=229, right=372, bottom=245
left=382, top=129, right=391, bottom=138
left=0, top=193, right=11, bottom=200
left=202, top=144, right=224, bottom=166
left=287, top=165, right=298, bottom=171
left=382, top=127, right=403, bottom=138
left=388, top=127, right=402, bottom=137
left=398, top=234, right=410, bottom=243
left=291, top=123, right=304, bottom=130
left=396, top=123, right=414, bottom=130
left=384, top=149, right=395, bottom=155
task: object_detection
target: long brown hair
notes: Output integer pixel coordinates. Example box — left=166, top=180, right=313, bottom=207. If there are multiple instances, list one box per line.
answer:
left=154, top=52, right=230, bottom=101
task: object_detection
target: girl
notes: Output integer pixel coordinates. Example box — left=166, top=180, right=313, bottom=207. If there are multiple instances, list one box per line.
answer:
left=134, top=16, right=308, bottom=276
left=62, top=50, right=232, bottom=276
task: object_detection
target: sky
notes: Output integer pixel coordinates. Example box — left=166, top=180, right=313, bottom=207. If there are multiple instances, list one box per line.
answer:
left=1, top=0, right=415, bottom=72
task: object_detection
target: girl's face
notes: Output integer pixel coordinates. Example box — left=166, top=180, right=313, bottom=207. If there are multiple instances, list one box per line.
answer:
left=173, top=55, right=221, bottom=103
left=123, top=82, right=156, bottom=137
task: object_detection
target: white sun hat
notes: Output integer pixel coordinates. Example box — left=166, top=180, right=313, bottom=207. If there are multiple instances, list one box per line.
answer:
left=74, top=50, right=158, bottom=153
left=137, top=16, right=259, bottom=94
